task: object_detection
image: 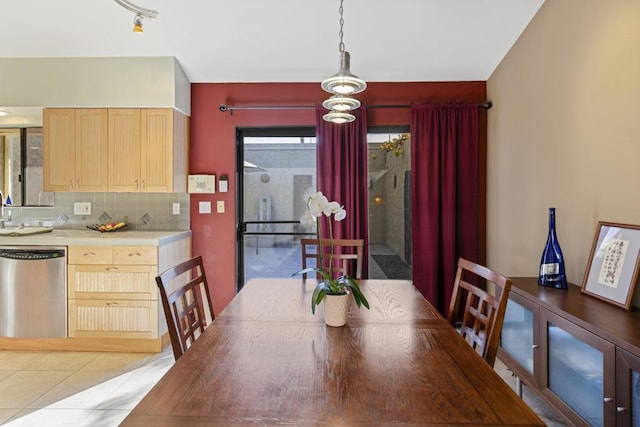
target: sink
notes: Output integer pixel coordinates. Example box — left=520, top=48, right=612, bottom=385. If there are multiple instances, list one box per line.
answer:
left=0, top=227, right=53, bottom=236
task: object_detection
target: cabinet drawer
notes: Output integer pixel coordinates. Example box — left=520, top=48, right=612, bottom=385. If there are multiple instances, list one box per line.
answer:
left=68, top=264, right=157, bottom=300
left=68, top=246, right=113, bottom=264
left=113, top=246, right=157, bottom=265
left=68, top=299, right=158, bottom=339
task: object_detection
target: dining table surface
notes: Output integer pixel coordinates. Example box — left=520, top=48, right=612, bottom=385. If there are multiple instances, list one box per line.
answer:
left=120, top=278, right=544, bottom=426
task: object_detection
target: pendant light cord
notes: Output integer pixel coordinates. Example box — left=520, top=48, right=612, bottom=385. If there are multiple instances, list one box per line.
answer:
left=338, top=0, right=345, bottom=53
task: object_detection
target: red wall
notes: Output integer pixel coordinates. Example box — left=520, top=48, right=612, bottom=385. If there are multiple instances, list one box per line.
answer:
left=190, top=82, right=486, bottom=314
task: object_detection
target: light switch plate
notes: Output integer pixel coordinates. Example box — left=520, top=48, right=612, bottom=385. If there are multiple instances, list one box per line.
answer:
left=172, top=203, right=180, bottom=215
left=74, top=202, right=91, bottom=215
left=217, top=201, right=225, bottom=213
left=199, top=201, right=212, bottom=214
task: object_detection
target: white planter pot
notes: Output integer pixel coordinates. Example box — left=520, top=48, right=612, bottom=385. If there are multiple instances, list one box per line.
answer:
left=323, top=293, right=350, bottom=327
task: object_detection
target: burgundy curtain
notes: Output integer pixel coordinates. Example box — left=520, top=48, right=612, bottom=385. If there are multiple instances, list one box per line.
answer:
left=411, top=103, right=479, bottom=314
left=315, top=106, right=369, bottom=278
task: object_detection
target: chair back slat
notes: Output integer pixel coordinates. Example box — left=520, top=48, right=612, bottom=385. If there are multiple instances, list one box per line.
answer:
left=447, top=257, right=512, bottom=367
left=301, top=238, right=364, bottom=279
left=156, top=256, right=215, bottom=361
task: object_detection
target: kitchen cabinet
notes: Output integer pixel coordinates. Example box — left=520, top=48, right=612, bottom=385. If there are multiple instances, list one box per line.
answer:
left=43, top=108, right=109, bottom=192
left=499, top=277, right=640, bottom=427
left=67, top=245, right=159, bottom=340
left=44, top=107, right=187, bottom=193
left=108, top=108, right=188, bottom=192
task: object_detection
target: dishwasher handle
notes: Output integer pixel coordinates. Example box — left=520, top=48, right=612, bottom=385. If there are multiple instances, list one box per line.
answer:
left=0, top=249, right=66, bottom=260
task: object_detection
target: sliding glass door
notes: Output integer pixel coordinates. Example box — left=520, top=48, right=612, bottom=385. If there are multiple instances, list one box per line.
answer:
left=237, top=128, right=316, bottom=290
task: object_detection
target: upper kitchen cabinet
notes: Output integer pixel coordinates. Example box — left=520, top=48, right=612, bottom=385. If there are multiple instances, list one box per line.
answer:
left=43, top=108, right=109, bottom=192
left=108, top=108, right=188, bottom=193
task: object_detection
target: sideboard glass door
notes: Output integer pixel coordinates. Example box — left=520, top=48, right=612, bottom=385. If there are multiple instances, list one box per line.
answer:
left=542, top=309, right=615, bottom=427
left=616, top=348, right=640, bottom=426
left=502, top=299, right=535, bottom=372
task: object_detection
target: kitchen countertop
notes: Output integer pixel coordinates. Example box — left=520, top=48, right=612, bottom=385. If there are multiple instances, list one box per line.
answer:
left=0, top=229, right=191, bottom=247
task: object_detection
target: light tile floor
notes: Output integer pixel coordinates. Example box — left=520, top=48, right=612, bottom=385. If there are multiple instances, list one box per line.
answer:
left=0, top=345, right=567, bottom=426
left=0, top=347, right=174, bottom=426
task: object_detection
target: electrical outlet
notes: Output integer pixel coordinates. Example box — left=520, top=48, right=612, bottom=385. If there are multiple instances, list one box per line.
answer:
left=74, top=202, right=91, bottom=215
left=172, top=203, right=180, bottom=215
left=216, top=201, right=225, bottom=213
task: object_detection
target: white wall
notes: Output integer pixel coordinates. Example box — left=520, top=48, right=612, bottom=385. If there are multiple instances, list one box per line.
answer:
left=487, top=1, right=640, bottom=292
left=0, top=57, right=190, bottom=118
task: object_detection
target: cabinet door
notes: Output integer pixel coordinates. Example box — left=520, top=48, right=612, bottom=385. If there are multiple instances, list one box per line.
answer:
left=109, top=108, right=141, bottom=192
left=541, top=309, right=616, bottom=427
left=43, top=108, right=76, bottom=191
left=75, top=109, right=108, bottom=191
left=140, top=108, right=174, bottom=192
left=68, top=264, right=157, bottom=300
left=616, top=348, right=640, bottom=426
left=68, top=298, right=158, bottom=339
left=499, top=292, right=540, bottom=389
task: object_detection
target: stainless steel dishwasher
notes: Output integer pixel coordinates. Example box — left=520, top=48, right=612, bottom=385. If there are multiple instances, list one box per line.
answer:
left=0, top=246, right=67, bottom=337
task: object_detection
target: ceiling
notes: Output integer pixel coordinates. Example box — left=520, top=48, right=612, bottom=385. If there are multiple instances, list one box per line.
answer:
left=0, top=0, right=544, bottom=125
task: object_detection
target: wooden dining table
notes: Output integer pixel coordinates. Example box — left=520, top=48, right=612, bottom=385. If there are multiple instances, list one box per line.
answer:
left=121, top=278, right=544, bottom=426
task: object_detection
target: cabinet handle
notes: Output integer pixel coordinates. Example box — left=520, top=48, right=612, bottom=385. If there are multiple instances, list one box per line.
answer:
left=532, top=344, right=539, bottom=349
left=129, top=252, right=142, bottom=257
left=105, top=266, right=119, bottom=271
left=69, top=178, right=74, bottom=190
left=76, top=178, right=80, bottom=189
left=604, top=397, right=614, bottom=403
left=142, top=179, right=146, bottom=189
left=135, top=179, right=139, bottom=190
left=617, top=406, right=627, bottom=412
left=83, top=252, right=97, bottom=256
left=105, top=301, right=119, bottom=306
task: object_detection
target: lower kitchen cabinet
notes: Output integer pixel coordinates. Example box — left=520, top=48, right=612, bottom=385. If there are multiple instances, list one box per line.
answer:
left=64, top=239, right=189, bottom=352
left=499, top=277, right=640, bottom=427
left=68, top=263, right=158, bottom=339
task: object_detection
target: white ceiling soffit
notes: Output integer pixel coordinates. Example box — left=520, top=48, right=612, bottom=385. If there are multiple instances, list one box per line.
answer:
left=0, top=0, right=544, bottom=83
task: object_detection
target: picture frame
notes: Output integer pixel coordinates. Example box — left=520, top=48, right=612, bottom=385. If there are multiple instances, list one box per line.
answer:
left=581, top=222, right=640, bottom=310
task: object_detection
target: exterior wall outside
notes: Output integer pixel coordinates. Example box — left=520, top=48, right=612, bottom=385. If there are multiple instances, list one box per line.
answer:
left=243, top=143, right=316, bottom=247
left=487, top=1, right=640, bottom=303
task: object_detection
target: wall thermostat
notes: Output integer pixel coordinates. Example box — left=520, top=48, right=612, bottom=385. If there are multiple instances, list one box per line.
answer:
left=188, top=174, right=216, bottom=193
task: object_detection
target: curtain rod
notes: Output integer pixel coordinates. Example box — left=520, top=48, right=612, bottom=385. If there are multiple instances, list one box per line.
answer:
left=219, top=101, right=492, bottom=113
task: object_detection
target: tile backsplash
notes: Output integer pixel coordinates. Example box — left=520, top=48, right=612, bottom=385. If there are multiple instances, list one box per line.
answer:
left=5, top=192, right=190, bottom=231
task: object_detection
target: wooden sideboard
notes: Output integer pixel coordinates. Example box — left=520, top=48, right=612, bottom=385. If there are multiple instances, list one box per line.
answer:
left=499, top=277, right=640, bottom=426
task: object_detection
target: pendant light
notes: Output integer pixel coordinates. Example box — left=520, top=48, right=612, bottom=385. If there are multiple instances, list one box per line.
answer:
left=321, top=0, right=366, bottom=123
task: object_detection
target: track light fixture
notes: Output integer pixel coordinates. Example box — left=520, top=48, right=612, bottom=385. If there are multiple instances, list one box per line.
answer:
left=113, top=0, right=158, bottom=33
left=133, top=14, right=144, bottom=33
left=321, top=0, right=365, bottom=123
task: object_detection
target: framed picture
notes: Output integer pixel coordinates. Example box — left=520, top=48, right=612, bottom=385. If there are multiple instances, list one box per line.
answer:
left=581, top=222, right=640, bottom=310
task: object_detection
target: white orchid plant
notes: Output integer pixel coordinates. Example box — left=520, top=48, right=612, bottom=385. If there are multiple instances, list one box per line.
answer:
left=295, top=190, right=369, bottom=315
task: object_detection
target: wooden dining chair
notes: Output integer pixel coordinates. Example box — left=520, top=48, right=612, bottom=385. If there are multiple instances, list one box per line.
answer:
left=300, top=238, right=364, bottom=279
left=156, top=255, right=215, bottom=361
left=447, top=257, right=512, bottom=367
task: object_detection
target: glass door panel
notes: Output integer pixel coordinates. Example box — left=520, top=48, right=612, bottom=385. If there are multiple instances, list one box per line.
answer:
left=238, top=130, right=316, bottom=289
left=542, top=309, right=615, bottom=426
left=502, top=299, right=535, bottom=373
left=616, top=347, right=640, bottom=427
left=367, top=130, right=412, bottom=280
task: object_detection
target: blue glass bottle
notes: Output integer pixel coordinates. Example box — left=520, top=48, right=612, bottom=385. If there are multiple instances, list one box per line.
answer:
left=538, top=208, right=568, bottom=289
